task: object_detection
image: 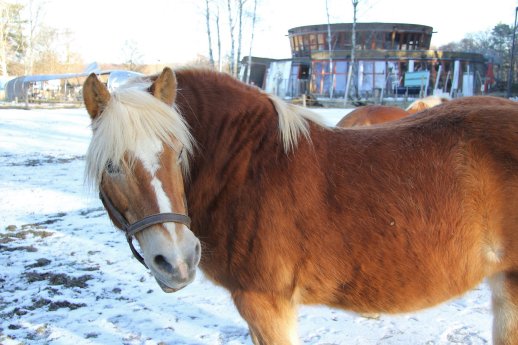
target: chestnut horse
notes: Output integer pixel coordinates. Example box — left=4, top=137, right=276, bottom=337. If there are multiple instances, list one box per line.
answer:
left=337, top=96, right=450, bottom=127
left=83, top=68, right=518, bottom=345
left=336, top=105, right=408, bottom=127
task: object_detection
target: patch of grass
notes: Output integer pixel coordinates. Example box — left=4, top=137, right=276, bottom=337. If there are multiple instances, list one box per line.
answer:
left=25, top=258, right=51, bottom=269
left=0, top=244, right=37, bottom=252
left=47, top=300, right=86, bottom=311
left=24, top=271, right=93, bottom=288
left=25, top=298, right=86, bottom=311
left=0, top=229, right=53, bottom=240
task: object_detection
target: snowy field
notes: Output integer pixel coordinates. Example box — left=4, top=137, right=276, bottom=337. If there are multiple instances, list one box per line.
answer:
left=0, top=106, right=493, bottom=344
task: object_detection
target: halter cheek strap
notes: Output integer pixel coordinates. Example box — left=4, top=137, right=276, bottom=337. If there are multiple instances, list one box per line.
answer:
left=99, top=188, right=191, bottom=269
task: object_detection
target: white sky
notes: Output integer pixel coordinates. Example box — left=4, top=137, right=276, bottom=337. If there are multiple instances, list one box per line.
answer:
left=40, top=0, right=518, bottom=64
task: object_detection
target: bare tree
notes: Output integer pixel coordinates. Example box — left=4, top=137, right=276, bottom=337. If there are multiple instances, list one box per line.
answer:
left=345, top=0, right=359, bottom=103
left=215, top=4, right=222, bottom=71
left=245, top=0, right=257, bottom=83
left=122, top=40, right=143, bottom=72
left=225, top=0, right=249, bottom=77
left=0, top=1, right=24, bottom=77
left=204, top=0, right=258, bottom=76
left=0, top=0, right=82, bottom=77
left=227, top=0, right=236, bottom=75
left=31, top=24, right=58, bottom=73
left=204, top=0, right=215, bottom=67
left=236, top=0, right=247, bottom=77
left=24, top=0, right=45, bottom=75
left=325, top=0, right=334, bottom=98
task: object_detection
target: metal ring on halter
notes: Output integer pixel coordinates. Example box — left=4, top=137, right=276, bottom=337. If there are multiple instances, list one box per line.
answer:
left=99, top=188, right=191, bottom=269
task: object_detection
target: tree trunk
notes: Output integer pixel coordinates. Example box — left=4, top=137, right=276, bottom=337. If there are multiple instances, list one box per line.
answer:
left=349, top=0, right=359, bottom=101
left=236, top=0, right=246, bottom=78
left=246, top=0, right=257, bottom=84
left=216, top=4, right=222, bottom=71
left=227, top=0, right=235, bottom=75
left=205, top=0, right=215, bottom=67
left=326, top=0, right=334, bottom=98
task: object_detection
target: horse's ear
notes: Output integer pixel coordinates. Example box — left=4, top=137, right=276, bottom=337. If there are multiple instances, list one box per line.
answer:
left=149, top=67, right=177, bottom=106
left=83, top=73, right=110, bottom=120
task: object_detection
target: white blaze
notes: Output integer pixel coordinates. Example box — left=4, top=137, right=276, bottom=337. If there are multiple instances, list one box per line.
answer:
left=133, top=138, right=180, bottom=244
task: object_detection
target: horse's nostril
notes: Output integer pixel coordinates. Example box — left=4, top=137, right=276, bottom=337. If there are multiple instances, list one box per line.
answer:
left=190, top=242, right=201, bottom=266
left=195, top=242, right=201, bottom=257
left=154, top=254, right=173, bottom=274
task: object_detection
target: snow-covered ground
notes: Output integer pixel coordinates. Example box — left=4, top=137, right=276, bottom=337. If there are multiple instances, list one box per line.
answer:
left=0, top=107, right=493, bottom=344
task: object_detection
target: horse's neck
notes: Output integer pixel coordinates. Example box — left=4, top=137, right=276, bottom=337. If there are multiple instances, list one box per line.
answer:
left=175, top=71, right=283, bottom=215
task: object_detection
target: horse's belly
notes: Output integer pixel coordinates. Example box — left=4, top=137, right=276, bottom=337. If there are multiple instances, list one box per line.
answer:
left=298, top=250, right=489, bottom=314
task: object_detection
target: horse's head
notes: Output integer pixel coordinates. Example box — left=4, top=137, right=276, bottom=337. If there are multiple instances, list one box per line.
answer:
left=83, top=67, right=200, bottom=293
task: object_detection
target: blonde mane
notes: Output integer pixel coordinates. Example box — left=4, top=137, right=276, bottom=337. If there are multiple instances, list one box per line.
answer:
left=268, top=94, right=328, bottom=152
left=85, top=86, right=193, bottom=190
left=406, top=95, right=450, bottom=113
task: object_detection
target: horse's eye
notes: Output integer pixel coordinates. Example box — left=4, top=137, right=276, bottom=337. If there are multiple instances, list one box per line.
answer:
left=106, top=160, right=122, bottom=175
left=177, top=148, right=184, bottom=164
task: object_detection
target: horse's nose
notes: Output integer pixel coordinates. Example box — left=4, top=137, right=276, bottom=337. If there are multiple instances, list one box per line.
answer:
left=153, top=254, right=192, bottom=282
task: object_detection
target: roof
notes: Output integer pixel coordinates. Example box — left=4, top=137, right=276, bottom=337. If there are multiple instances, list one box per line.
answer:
left=288, top=22, right=434, bottom=35
left=3, top=69, right=142, bottom=101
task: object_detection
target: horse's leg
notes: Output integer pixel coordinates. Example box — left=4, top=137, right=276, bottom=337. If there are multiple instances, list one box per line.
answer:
left=232, top=290, right=298, bottom=345
left=248, top=327, right=261, bottom=345
left=489, top=272, right=518, bottom=345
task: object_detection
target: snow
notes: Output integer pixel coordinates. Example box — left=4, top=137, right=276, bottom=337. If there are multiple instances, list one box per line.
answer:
left=0, top=107, right=493, bottom=344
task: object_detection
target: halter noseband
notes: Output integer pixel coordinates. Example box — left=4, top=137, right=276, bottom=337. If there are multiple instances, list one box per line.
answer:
left=99, top=188, right=191, bottom=269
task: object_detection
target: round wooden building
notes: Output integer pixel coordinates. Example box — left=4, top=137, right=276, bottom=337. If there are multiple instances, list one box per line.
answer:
left=244, top=22, right=490, bottom=100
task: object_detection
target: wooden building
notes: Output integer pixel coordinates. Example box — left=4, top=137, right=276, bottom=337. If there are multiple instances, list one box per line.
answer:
left=243, top=22, right=490, bottom=99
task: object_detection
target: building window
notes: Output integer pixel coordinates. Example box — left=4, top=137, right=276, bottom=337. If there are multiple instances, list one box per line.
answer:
left=311, top=60, right=349, bottom=98
left=309, top=34, right=318, bottom=52
left=317, top=33, right=326, bottom=50
left=290, top=37, right=297, bottom=52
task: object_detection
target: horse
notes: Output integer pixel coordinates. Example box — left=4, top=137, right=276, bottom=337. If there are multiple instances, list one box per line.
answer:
left=83, top=67, right=518, bottom=345
left=337, top=96, right=450, bottom=128
left=336, top=105, right=409, bottom=127
left=405, top=95, right=450, bottom=114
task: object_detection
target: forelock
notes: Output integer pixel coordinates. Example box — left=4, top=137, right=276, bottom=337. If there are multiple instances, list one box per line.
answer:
left=84, top=86, right=193, bottom=190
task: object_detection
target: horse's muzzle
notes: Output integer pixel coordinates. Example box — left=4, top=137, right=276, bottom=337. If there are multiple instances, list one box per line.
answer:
left=155, top=275, right=194, bottom=293
left=150, top=247, right=200, bottom=293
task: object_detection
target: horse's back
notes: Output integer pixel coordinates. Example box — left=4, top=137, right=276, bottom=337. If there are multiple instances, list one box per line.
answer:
left=337, top=105, right=408, bottom=127
left=298, top=97, right=518, bottom=312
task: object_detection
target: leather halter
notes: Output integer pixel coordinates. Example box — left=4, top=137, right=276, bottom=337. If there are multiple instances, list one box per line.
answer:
left=99, top=188, right=191, bottom=269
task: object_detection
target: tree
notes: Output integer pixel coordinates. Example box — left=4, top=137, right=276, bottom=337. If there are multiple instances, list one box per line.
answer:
left=226, top=0, right=250, bottom=77
left=0, top=1, right=25, bottom=76
left=439, top=23, right=514, bottom=88
left=490, top=23, right=514, bottom=88
left=31, top=25, right=58, bottom=73
left=235, top=0, right=246, bottom=78
left=345, top=0, right=359, bottom=103
left=204, top=0, right=215, bottom=67
left=491, top=23, right=513, bottom=55
left=122, top=40, right=144, bottom=72
left=215, top=4, right=222, bottom=71
left=245, top=0, right=257, bottom=83
left=325, top=0, right=333, bottom=98
left=226, top=0, right=236, bottom=75
left=203, top=0, right=258, bottom=76
left=24, top=0, right=45, bottom=75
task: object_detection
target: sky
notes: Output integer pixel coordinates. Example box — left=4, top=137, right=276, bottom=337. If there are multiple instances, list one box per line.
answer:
left=39, top=0, right=518, bottom=65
